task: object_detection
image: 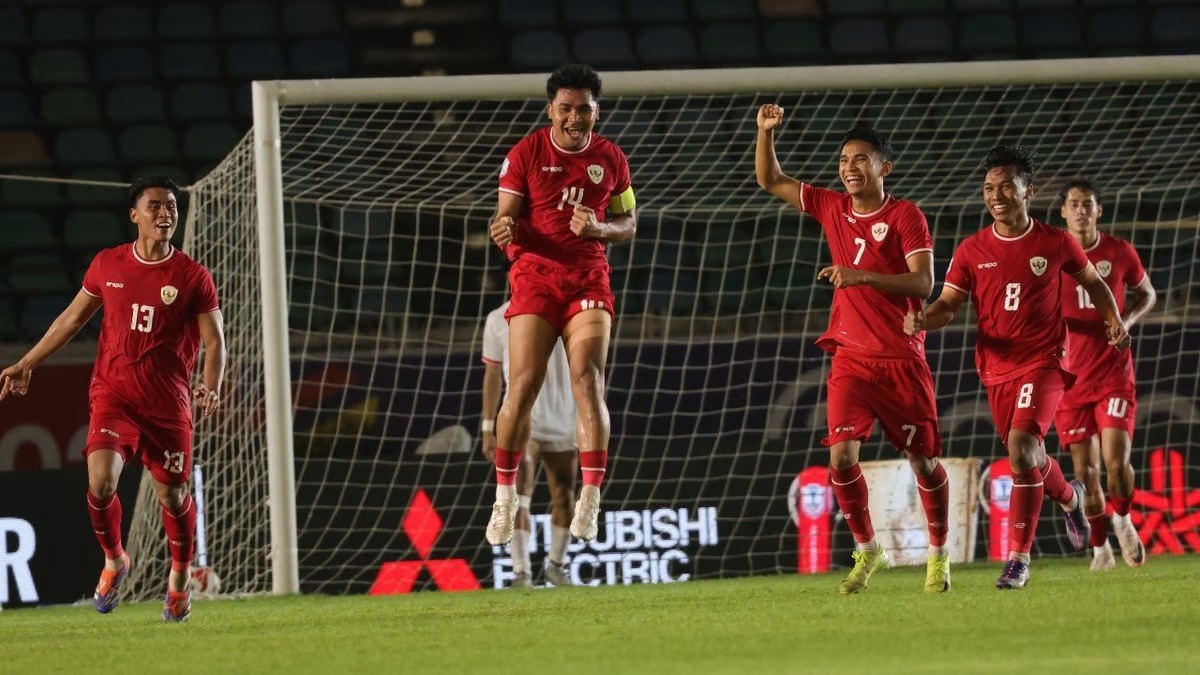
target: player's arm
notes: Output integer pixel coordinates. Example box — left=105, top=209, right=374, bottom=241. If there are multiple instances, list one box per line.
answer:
left=193, top=310, right=226, bottom=417
left=1123, top=275, right=1157, bottom=330
left=819, top=251, right=934, bottom=298
left=905, top=285, right=968, bottom=336
left=0, top=290, right=102, bottom=399
left=571, top=195, right=636, bottom=244
left=754, top=103, right=802, bottom=209
left=489, top=190, right=524, bottom=249
left=1073, top=263, right=1132, bottom=348
left=480, top=361, right=502, bottom=462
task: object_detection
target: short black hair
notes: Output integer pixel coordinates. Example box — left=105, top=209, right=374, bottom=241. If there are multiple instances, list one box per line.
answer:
left=546, top=64, right=602, bottom=101
left=128, top=175, right=181, bottom=210
left=842, top=125, right=894, bottom=161
left=1058, top=177, right=1101, bottom=204
left=980, top=144, right=1038, bottom=187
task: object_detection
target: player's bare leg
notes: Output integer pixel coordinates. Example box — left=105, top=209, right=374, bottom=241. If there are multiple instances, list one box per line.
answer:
left=488, top=315, right=557, bottom=545
left=540, top=447, right=579, bottom=586
left=830, top=440, right=890, bottom=594
left=1069, top=437, right=1114, bottom=571
left=906, top=452, right=950, bottom=592
left=154, top=479, right=195, bottom=622
left=1101, top=428, right=1145, bottom=567
left=509, top=442, right=537, bottom=588
left=87, top=449, right=131, bottom=613
left=563, top=309, right=612, bottom=541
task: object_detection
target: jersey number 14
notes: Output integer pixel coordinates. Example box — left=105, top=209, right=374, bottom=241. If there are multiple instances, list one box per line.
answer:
left=558, top=186, right=584, bottom=211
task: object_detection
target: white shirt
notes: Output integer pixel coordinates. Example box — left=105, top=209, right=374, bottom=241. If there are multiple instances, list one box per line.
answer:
left=481, top=302, right=577, bottom=443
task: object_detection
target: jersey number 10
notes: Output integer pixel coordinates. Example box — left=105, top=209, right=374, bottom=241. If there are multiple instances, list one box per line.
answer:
left=130, top=303, right=155, bottom=333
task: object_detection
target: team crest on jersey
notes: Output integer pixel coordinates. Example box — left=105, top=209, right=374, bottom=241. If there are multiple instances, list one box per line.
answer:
left=1029, top=256, right=1048, bottom=277
left=587, top=164, right=604, bottom=184
left=160, top=285, right=179, bottom=305
left=1096, top=260, right=1112, bottom=278
left=871, top=222, right=888, bottom=242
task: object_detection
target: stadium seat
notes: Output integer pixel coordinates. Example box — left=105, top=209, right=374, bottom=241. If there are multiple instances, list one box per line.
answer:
left=132, top=164, right=190, bottom=185
left=888, top=0, right=949, bottom=13
left=40, top=88, right=101, bottom=126
left=0, top=299, right=18, bottom=342
left=626, top=0, right=687, bottom=23
left=94, top=5, right=153, bottom=42
left=30, top=48, right=89, bottom=85
left=826, top=0, right=886, bottom=15
left=756, top=0, right=821, bottom=18
left=636, top=26, right=699, bottom=66
left=0, top=212, right=55, bottom=252
left=1015, top=0, right=1075, bottom=7
left=691, top=0, right=756, bottom=20
left=54, top=128, right=117, bottom=167
left=0, top=91, right=35, bottom=129
left=66, top=168, right=126, bottom=208
left=0, top=172, right=59, bottom=207
left=1085, top=9, right=1145, bottom=48
left=183, top=123, right=244, bottom=161
left=958, top=14, right=1018, bottom=52
left=699, top=23, right=761, bottom=65
left=290, top=39, right=350, bottom=78
left=895, top=17, right=954, bottom=56
left=171, top=83, right=232, bottom=122
left=951, top=0, right=1010, bottom=9
left=282, top=1, right=341, bottom=36
left=31, top=7, right=89, bottom=44
left=573, top=28, right=636, bottom=69
left=93, top=46, right=155, bottom=82
left=829, top=18, right=891, bottom=57
left=563, top=0, right=622, bottom=27
left=106, top=84, right=168, bottom=123
left=161, top=44, right=221, bottom=80
left=510, top=30, right=570, bottom=70
left=1152, top=7, right=1200, bottom=44
left=498, top=0, right=558, bottom=28
left=63, top=210, right=127, bottom=251
left=224, top=41, right=288, bottom=79
left=119, top=125, right=180, bottom=164
left=21, top=296, right=72, bottom=339
left=0, top=6, right=26, bottom=46
left=156, top=3, right=217, bottom=39
left=220, top=1, right=277, bottom=37
left=8, top=256, right=73, bottom=296
left=1021, top=11, right=1083, bottom=50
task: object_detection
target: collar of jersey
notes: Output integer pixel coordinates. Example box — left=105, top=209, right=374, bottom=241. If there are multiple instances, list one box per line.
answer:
left=130, top=242, right=176, bottom=266
left=548, top=129, right=593, bottom=155
left=991, top=221, right=1035, bottom=242
left=850, top=194, right=893, bottom=219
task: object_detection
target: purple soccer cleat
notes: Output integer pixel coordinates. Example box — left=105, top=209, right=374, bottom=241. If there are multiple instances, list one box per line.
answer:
left=1063, top=480, right=1091, bottom=551
left=995, top=559, right=1030, bottom=590
left=162, top=589, right=192, bottom=623
left=94, top=553, right=131, bottom=614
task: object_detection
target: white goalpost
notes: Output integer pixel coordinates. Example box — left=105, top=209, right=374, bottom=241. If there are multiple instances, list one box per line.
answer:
left=123, top=56, right=1200, bottom=599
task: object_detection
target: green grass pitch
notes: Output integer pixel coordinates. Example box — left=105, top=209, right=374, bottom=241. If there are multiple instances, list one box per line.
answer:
left=3, top=556, right=1197, bottom=674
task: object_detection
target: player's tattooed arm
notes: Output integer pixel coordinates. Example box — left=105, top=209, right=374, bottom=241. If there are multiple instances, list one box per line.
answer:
left=490, top=191, right=524, bottom=250
left=905, top=285, right=967, bottom=336
left=1073, top=263, right=1132, bottom=349
left=194, top=309, right=226, bottom=418
left=754, top=103, right=803, bottom=210
left=0, top=290, right=102, bottom=400
left=570, top=204, right=636, bottom=243
left=1123, top=275, right=1157, bottom=330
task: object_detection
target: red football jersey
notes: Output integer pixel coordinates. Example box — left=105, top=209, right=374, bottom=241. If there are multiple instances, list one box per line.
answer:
left=943, top=218, right=1088, bottom=385
left=801, top=184, right=933, bottom=360
left=498, top=126, right=632, bottom=268
left=1060, top=233, right=1146, bottom=403
left=82, top=244, right=219, bottom=421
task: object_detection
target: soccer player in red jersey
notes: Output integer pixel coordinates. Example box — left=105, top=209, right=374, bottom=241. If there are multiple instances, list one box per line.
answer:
left=1054, top=179, right=1155, bottom=571
left=0, top=176, right=226, bottom=621
left=485, top=64, right=636, bottom=546
left=756, top=104, right=952, bottom=594
left=906, top=146, right=1131, bottom=589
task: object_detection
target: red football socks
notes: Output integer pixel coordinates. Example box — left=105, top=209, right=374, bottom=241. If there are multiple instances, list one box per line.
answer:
left=1109, top=491, right=1133, bottom=517
left=87, top=491, right=125, bottom=561
left=580, top=450, right=608, bottom=488
left=830, top=464, right=874, bottom=544
left=161, top=494, right=197, bottom=574
left=1039, top=456, right=1075, bottom=507
left=916, top=463, right=950, bottom=547
left=494, top=448, right=523, bottom=486
left=1088, top=511, right=1109, bottom=548
left=1009, top=467, right=1045, bottom=554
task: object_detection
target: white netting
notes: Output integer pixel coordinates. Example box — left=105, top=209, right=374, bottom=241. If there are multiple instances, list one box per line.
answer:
left=127, top=65, right=1200, bottom=597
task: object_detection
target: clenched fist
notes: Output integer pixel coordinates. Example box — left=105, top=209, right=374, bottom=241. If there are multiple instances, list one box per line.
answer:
left=490, top=216, right=515, bottom=249
left=571, top=204, right=603, bottom=238
left=757, top=103, right=784, bottom=131
left=903, top=310, right=926, bottom=336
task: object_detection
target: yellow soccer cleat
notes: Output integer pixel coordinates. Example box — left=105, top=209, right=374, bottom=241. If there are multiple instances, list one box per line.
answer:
left=838, top=546, right=891, bottom=595
left=925, top=553, right=951, bottom=593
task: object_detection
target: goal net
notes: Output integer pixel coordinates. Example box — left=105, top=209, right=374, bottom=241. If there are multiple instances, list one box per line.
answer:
left=124, top=57, right=1200, bottom=599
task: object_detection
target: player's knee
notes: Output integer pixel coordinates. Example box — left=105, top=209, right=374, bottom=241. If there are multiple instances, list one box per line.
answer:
left=1006, top=433, right=1041, bottom=472
left=550, top=483, right=575, bottom=513
left=828, top=444, right=857, bottom=471
left=88, top=476, right=119, bottom=500
left=906, top=453, right=937, bottom=477
left=504, top=375, right=542, bottom=413
left=570, top=368, right=605, bottom=407
left=159, top=484, right=189, bottom=511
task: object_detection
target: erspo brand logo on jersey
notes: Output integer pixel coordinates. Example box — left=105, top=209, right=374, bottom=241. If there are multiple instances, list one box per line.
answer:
left=369, top=489, right=481, bottom=594
left=491, top=506, right=720, bottom=588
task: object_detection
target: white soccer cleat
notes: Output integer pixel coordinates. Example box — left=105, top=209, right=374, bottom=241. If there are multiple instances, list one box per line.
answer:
left=543, top=558, right=572, bottom=587
left=1090, top=541, right=1116, bottom=572
left=570, top=485, right=601, bottom=541
left=485, top=493, right=520, bottom=545
left=1112, top=513, right=1146, bottom=568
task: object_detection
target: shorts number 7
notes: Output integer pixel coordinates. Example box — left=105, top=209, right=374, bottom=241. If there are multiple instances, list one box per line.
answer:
left=901, top=424, right=917, bottom=448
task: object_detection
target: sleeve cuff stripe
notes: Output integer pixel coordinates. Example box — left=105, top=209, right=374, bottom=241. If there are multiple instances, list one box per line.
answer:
left=498, top=188, right=524, bottom=197
left=943, top=281, right=968, bottom=294
left=82, top=287, right=100, bottom=297
left=905, top=248, right=933, bottom=258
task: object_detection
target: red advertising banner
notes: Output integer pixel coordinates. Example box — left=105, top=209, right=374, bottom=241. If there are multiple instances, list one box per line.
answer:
left=987, top=458, right=1013, bottom=562
left=0, top=363, right=92, bottom=471
left=791, top=466, right=832, bottom=574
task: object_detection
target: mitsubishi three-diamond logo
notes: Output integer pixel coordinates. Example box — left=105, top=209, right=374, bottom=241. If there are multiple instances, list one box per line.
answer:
left=1128, top=448, right=1200, bottom=554
left=369, top=489, right=481, bottom=594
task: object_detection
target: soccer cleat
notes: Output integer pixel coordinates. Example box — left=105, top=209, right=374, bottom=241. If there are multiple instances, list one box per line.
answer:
left=485, top=493, right=520, bottom=545
left=570, top=485, right=601, bottom=541
left=1090, top=541, right=1116, bottom=572
left=1062, top=480, right=1091, bottom=551
left=838, top=546, right=891, bottom=595
left=995, top=559, right=1030, bottom=590
left=543, top=558, right=572, bottom=587
left=924, top=554, right=951, bottom=593
left=94, top=553, right=131, bottom=614
left=510, top=571, right=533, bottom=589
left=162, top=589, right=192, bottom=623
left=1112, top=514, right=1146, bottom=568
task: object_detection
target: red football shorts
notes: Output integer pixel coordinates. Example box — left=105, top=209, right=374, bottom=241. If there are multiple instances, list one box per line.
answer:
left=986, top=367, right=1068, bottom=444
left=823, top=353, right=942, bottom=458
left=84, top=396, right=193, bottom=485
left=505, top=257, right=615, bottom=333
left=1054, top=391, right=1138, bottom=446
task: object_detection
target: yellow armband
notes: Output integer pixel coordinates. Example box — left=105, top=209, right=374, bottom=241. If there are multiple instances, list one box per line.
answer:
left=609, top=186, right=636, bottom=215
